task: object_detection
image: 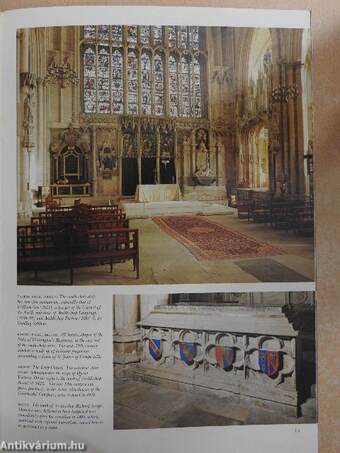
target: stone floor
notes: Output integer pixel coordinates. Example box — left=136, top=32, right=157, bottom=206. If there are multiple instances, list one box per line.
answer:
left=18, top=211, right=314, bottom=285
left=114, top=378, right=317, bottom=430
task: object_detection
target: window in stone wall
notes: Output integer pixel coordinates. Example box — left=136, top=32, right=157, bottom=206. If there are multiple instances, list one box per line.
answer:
left=127, top=50, right=138, bottom=115
left=82, top=25, right=206, bottom=117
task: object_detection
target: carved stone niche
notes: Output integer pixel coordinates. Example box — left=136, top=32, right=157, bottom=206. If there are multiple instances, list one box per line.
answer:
left=96, top=129, right=118, bottom=180
left=193, top=128, right=216, bottom=186
left=136, top=303, right=315, bottom=417
left=21, top=73, right=36, bottom=150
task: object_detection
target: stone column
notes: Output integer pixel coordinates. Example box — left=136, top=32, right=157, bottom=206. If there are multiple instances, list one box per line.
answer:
left=174, top=128, right=178, bottom=185
left=18, top=29, right=35, bottom=219
left=137, top=123, right=141, bottom=185
left=156, top=126, right=160, bottom=183
left=191, top=129, right=196, bottom=179
left=113, top=295, right=140, bottom=364
left=92, top=127, right=97, bottom=196
left=293, top=62, right=305, bottom=198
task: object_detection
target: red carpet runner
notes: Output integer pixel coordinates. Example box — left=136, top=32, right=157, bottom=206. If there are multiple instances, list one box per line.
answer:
left=152, top=216, right=282, bottom=261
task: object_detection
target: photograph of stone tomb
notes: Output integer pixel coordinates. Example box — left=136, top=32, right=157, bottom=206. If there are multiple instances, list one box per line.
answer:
left=17, top=24, right=314, bottom=285
left=113, top=291, right=316, bottom=429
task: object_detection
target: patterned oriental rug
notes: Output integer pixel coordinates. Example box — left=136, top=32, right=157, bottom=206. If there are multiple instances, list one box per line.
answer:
left=152, top=216, right=282, bottom=261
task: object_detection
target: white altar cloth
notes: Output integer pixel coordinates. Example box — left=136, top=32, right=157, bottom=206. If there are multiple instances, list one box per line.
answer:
left=135, top=184, right=181, bottom=202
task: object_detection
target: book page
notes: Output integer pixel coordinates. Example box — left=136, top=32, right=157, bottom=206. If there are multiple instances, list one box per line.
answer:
left=1, top=5, right=317, bottom=453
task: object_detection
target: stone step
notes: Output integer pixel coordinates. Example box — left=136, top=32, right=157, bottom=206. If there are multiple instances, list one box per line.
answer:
left=121, top=200, right=235, bottom=219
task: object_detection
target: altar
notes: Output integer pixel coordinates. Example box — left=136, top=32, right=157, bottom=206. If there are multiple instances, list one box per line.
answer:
left=135, top=184, right=182, bottom=202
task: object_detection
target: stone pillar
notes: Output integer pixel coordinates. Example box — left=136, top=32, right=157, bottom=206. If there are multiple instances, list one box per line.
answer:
left=191, top=129, right=196, bottom=179
left=287, top=63, right=296, bottom=195
left=293, top=62, right=305, bottom=198
left=174, top=128, right=178, bottom=185
left=18, top=29, right=36, bottom=219
left=156, top=126, right=160, bottom=183
left=92, top=127, right=97, bottom=196
left=137, top=123, right=141, bottom=185
left=113, top=295, right=140, bottom=364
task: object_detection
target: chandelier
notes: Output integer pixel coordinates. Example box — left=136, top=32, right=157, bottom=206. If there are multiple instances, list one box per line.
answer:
left=44, top=56, right=79, bottom=88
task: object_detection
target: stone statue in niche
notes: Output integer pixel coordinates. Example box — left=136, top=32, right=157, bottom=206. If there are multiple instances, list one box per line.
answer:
left=98, top=142, right=117, bottom=179
left=195, top=141, right=211, bottom=176
left=193, top=141, right=216, bottom=186
left=122, top=133, right=136, bottom=158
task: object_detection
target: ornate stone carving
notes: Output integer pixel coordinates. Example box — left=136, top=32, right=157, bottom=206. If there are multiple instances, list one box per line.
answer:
left=139, top=304, right=307, bottom=414
left=21, top=73, right=36, bottom=150
left=212, top=66, right=233, bottom=86
left=96, top=128, right=118, bottom=178
left=271, top=84, right=299, bottom=104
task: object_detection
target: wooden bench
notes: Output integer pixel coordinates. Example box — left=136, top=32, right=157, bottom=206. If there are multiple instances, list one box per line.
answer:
left=35, top=205, right=128, bottom=227
left=249, top=192, right=273, bottom=223
left=236, top=189, right=251, bottom=219
left=32, top=210, right=129, bottom=228
left=291, top=204, right=314, bottom=235
left=269, top=199, right=305, bottom=230
left=18, top=226, right=139, bottom=284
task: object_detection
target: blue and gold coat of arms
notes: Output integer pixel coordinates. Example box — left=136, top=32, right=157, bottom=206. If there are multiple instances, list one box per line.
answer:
left=148, top=338, right=162, bottom=361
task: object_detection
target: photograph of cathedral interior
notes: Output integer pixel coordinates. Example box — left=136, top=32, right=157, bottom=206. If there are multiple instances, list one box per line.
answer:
left=113, top=291, right=316, bottom=429
left=17, top=24, right=314, bottom=285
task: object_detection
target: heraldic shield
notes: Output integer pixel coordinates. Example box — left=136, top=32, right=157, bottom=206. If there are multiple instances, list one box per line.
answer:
left=215, top=345, right=235, bottom=370
left=258, top=349, right=282, bottom=378
left=179, top=342, right=197, bottom=366
left=148, top=338, right=162, bottom=361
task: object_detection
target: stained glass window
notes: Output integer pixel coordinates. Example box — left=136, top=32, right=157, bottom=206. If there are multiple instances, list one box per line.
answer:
left=97, top=46, right=110, bottom=113
left=111, top=49, right=123, bottom=114
left=180, top=56, right=191, bottom=117
left=178, top=26, right=188, bottom=49
left=153, top=26, right=162, bottom=45
left=82, top=25, right=205, bottom=117
left=98, top=25, right=109, bottom=42
left=83, top=46, right=96, bottom=113
left=84, top=25, right=96, bottom=40
left=190, top=26, right=200, bottom=50
left=169, top=55, right=179, bottom=117
left=127, top=25, right=138, bottom=44
left=140, top=26, right=151, bottom=45
left=141, top=53, right=152, bottom=115
left=154, top=53, right=164, bottom=116
left=112, top=26, right=122, bottom=45
left=192, top=57, right=202, bottom=117
left=128, top=50, right=138, bottom=114
left=168, top=26, right=177, bottom=48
